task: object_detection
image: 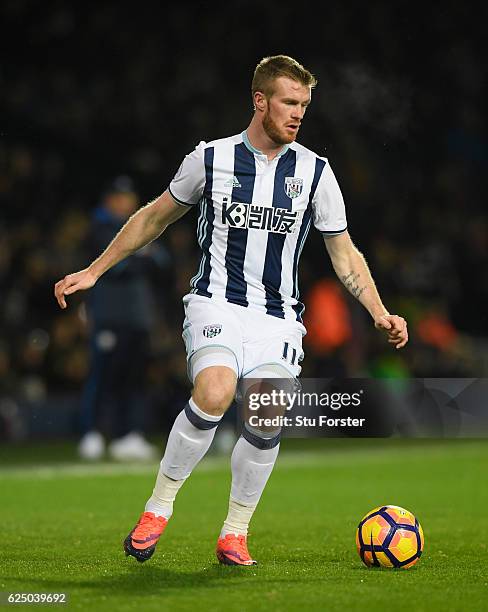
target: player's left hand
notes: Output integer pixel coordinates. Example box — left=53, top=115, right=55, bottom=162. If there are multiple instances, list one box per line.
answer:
left=374, top=314, right=408, bottom=349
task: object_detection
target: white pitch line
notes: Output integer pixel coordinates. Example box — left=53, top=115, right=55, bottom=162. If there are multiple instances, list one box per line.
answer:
left=0, top=452, right=334, bottom=480
left=0, top=442, right=475, bottom=480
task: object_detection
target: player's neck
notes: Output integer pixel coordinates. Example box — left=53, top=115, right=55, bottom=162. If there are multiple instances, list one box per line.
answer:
left=245, top=121, right=287, bottom=161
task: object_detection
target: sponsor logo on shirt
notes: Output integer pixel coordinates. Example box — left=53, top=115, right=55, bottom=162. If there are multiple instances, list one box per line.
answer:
left=222, top=200, right=299, bottom=234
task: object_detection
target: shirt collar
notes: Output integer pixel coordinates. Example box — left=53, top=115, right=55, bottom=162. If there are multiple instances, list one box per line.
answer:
left=242, top=130, right=290, bottom=159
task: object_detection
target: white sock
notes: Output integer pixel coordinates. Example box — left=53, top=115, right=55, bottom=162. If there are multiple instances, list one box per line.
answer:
left=221, top=498, right=256, bottom=537
left=220, top=436, right=279, bottom=537
left=145, top=399, right=221, bottom=518
left=145, top=472, right=186, bottom=519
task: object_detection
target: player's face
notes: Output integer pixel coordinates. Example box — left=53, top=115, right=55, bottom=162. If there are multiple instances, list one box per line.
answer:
left=263, top=77, right=311, bottom=145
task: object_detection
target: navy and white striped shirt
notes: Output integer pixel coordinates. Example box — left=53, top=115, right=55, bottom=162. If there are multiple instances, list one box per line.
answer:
left=169, top=131, right=347, bottom=323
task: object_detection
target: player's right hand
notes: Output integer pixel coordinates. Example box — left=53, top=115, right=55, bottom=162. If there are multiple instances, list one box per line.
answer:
left=54, top=268, right=98, bottom=309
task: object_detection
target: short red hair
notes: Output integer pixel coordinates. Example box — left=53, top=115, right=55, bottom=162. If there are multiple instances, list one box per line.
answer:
left=252, top=55, right=317, bottom=98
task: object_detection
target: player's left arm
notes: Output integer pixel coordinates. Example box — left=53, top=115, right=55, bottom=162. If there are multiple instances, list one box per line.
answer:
left=324, top=231, right=408, bottom=349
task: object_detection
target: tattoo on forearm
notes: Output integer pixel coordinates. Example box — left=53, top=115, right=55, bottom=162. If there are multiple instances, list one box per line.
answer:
left=342, top=272, right=367, bottom=299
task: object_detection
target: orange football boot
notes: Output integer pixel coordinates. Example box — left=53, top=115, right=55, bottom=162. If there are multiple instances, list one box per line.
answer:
left=216, top=533, right=257, bottom=566
left=124, top=511, right=168, bottom=563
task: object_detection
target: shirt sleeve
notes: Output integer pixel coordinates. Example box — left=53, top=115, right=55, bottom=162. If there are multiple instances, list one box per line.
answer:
left=168, top=141, right=207, bottom=207
left=311, top=159, right=348, bottom=236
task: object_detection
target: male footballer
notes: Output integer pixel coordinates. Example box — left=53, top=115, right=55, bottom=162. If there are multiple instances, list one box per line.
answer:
left=55, top=55, right=408, bottom=566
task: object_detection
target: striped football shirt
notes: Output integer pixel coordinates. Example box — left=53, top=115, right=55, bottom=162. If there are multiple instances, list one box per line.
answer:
left=169, top=131, right=347, bottom=323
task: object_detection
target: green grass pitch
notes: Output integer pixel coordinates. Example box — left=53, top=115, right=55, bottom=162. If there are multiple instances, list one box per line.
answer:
left=1, top=439, right=487, bottom=611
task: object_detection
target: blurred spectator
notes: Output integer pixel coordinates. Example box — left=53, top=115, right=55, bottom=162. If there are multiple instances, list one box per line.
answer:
left=78, top=176, right=168, bottom=460
left=304, top=279, right=353, bottom=354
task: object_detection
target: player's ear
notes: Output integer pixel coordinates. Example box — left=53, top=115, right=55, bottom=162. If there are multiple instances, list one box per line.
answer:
left=253, top=91, right=267, bottom=113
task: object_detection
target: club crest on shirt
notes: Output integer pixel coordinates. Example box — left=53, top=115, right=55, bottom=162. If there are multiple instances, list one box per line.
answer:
left=284, top=177, right=303, bottom=199
left=203, top=324, right=222, bottom=338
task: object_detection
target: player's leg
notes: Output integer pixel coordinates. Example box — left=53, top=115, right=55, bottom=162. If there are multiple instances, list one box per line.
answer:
left=217, top=326, right=303, bottom=566
left=145, top=362, right=237, bottom=515
left=216, top=367, right=289, bottom=566
left=124, top=363, right=237, bottom=562
left=124, top=296, right=243, bottom=562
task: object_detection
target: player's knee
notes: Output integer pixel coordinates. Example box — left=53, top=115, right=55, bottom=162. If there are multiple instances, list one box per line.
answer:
left=193, top=367, right=237, bottom=416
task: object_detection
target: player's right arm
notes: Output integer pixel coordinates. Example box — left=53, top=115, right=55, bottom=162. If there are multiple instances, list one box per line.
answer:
left=54, top=190, right=188, bottom=309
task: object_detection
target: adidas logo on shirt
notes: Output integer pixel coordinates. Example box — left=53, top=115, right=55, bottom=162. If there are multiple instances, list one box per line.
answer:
left=224, top=176, right=242, bottom=188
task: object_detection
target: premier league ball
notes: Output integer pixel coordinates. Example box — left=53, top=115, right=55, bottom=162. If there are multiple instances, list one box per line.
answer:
left=356, top=505, right=424, bottom=569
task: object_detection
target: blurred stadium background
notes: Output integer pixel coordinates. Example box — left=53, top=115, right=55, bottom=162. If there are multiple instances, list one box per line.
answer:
left=0, top=1, right=486, bottom=445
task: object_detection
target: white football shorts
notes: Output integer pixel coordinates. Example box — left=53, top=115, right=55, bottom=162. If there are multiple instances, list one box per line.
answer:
left=182, top=293, right=305, bottom=382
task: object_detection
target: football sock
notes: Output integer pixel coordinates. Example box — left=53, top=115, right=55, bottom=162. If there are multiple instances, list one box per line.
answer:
left=145, top=472, right=186, bottom=519
left=221, top=498, right=256, bottom=537
left=220, top=433, right=280, bottom=537
left=145, top=398, right=221, bottom=519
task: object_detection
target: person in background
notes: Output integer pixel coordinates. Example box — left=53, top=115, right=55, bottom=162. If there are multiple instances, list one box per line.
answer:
left=79, top=176, right=166, bottom=461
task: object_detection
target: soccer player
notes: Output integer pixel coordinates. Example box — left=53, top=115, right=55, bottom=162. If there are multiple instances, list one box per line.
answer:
left=54, top=55, right=408, bottom=566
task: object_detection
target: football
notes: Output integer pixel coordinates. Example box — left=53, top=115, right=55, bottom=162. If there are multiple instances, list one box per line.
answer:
left=356, top=505, right=424, bottom=569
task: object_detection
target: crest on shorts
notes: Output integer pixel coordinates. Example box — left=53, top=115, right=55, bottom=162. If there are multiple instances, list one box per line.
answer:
left=203, top=324, right=222, bottom=338
left=284, top=177, right=303, bottom=199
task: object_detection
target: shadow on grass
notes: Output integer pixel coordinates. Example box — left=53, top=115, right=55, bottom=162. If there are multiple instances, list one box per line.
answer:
left=0, top=562, right=323, bottom=599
